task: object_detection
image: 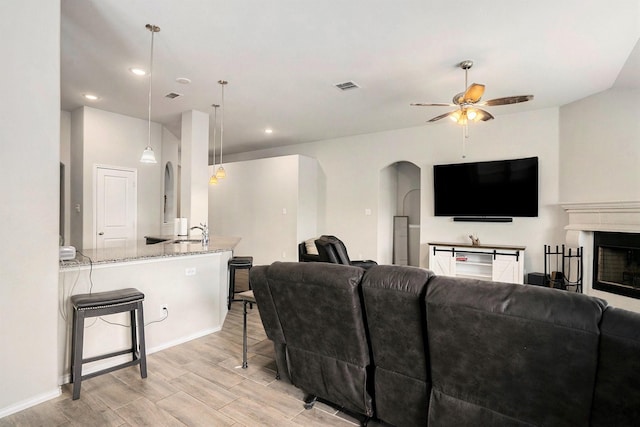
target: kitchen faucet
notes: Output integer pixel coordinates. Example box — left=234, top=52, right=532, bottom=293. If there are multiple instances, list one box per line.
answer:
left=190, top=223, right=209, bottom=246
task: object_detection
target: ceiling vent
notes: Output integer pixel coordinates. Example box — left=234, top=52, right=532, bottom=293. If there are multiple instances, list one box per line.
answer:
left=334, top=81, right=360, bottom=91
left=164, top=92, right=182, bottom=99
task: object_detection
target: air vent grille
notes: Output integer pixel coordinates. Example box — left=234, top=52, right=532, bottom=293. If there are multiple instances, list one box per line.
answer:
left=165, top=92, right=182, bottom=99
left=334, top=81, right=360, bottom=91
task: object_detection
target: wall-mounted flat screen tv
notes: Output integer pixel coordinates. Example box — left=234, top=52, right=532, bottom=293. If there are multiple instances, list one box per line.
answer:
left=433, top=156, right=538, bottom=217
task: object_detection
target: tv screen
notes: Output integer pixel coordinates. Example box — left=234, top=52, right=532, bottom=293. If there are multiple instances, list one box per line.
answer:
left=433, top=157, right=538, bottom=217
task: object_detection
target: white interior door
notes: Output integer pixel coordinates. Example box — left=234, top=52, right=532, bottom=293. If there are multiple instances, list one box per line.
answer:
left=95, top=166, right=137, bottom=249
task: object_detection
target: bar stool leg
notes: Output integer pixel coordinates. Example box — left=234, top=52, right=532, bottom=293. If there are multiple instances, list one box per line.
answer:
left=137, top=301, right=147, bottom=377
left=242, top=299, right=249, bottom=369
left=71, top=309, right=85, bottom=400
left=228, top=265, right=236, bottom=310
left=129, top=308, right=138, bottom=361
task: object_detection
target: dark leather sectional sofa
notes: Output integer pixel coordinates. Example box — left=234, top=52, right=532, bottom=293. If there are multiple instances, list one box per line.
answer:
left=250, top=261, right=640, bottom=426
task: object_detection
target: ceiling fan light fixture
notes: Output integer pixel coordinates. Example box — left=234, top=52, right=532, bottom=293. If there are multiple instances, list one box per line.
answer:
left=466, top=109, right=477, bottom=121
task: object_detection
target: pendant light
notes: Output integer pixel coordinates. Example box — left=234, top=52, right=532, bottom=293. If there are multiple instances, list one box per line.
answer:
left=140, top=24, right=160, bottom=164
left=215, top=80, right=228, bottom=179
left=209, top=104, right=220, bottom=185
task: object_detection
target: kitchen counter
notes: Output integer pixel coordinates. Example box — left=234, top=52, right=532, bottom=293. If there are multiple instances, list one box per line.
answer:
left=59, top=235, right=240, bottom=268
left=58, top=235, right=240, bottom=385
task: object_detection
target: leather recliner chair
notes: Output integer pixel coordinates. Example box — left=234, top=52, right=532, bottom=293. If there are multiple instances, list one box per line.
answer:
left=314, top=235, right=377, bottom=269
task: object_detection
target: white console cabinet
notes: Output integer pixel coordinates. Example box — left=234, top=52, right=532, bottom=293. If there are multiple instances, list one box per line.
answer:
left=428, top=242, right=525, bottom=284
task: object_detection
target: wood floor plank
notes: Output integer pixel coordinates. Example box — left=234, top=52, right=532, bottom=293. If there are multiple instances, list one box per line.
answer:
left=169, top=372, right=239, bottom=410
left=219, top=396, right=300, bottom=427
left=229, top=378, right=306, bottom=419
left=156, top=391, right=236, bottom=426
left=114, top=397, right=185, bottom=427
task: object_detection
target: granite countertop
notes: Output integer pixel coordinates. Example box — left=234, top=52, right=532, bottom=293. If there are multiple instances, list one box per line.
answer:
left=60, top=235, right=241, bottom=269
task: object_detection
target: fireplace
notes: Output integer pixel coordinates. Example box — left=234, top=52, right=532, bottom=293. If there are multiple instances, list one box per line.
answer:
left=593, top=232, right=640, bottom=299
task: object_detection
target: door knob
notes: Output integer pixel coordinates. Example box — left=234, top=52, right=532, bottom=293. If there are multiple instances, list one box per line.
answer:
left=98, top=232, right=104, bottom=235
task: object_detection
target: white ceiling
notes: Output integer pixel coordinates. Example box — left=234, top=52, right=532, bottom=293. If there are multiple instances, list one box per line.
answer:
left=61, top=0, right=640, bottom=156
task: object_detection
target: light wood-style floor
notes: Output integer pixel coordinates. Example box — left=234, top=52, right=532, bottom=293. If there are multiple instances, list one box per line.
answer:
left=1, top=273, right=384, bottom=426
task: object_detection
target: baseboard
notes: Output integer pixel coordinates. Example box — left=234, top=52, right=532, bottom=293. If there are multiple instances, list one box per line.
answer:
left=0, top=387, right=61, bottom=419
left=453, top=217, right=513, bottom=223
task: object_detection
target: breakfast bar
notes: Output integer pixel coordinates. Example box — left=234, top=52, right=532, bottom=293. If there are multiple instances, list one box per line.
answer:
left=57, top=236, right=240, bottom=385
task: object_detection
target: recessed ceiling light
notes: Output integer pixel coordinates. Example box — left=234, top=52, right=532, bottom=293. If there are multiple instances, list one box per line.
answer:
left=176, top=77, right=191, bottom=84
left=264, top=128, right=273, bottom=134
left=83, top=94, right=100, bottom=101
left=130, top=67, right=147, bottom=76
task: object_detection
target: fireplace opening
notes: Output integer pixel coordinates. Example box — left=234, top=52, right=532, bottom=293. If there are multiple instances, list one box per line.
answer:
left=594, top=232, right=640, bottom=299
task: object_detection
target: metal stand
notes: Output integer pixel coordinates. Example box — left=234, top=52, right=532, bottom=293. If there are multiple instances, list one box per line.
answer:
left=544, top=244, right=583, bottom=292
left=238, top=290, right=256, bottom=369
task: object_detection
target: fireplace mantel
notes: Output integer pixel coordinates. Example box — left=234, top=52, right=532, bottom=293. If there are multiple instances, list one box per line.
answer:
left=561, top=201, right=640, bottom=312
left=562, top=201, right=640, bottom=233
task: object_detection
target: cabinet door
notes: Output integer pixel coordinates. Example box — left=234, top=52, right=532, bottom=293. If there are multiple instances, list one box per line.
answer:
left=492, top=255, right=522, bottom=284
left=430, top=248, right=456, bottom=276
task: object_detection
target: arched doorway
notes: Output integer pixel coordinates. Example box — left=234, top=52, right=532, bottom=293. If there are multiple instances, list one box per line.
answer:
left=164, top=161, right=176, bottom=224
left=379, top=161, right=421, bottom=266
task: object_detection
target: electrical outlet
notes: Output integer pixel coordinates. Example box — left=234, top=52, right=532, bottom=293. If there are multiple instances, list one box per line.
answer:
left=185, top=267, right=196, bottom=276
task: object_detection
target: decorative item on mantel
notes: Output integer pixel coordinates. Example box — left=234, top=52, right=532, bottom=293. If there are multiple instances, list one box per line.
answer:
left=140, top=24, right=160, bottom=164
left=215, top=80, right=228, bottom=180
left=209, top=104, right=220, bottom=185
left=469, top=234, right=480, bottom=246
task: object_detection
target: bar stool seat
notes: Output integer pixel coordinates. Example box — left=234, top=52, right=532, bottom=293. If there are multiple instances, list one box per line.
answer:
left=228, top=256, right=253, bottom=309
left=70, top=288, right=147, bottom=400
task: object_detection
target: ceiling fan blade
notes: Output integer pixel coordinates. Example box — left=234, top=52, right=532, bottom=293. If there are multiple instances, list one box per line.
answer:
left=427, top=110, right=457, bottom=122
left=481, top=95, right=534, bottom=106
left=474, top=108, right=494, bottom=122
left=462, top=83, right=485, bottom=103
left=411, top=102, right=455, bottom=107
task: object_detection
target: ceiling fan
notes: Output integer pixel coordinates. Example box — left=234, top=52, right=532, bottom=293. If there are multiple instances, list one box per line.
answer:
left=411, top=60, right=533, bottom=125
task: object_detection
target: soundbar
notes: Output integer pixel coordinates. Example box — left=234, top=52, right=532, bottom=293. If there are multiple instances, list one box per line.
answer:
left=453, top=217, right=513, bottom=223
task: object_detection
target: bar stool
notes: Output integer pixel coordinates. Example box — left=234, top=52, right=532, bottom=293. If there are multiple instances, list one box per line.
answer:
left=70, top=288, right=147, bottom=400
left=228, top=256, right=253, bottom=309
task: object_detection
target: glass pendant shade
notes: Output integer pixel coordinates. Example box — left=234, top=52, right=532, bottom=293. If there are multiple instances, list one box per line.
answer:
left=215, top=166, right=226, bottom=179
left=209, top=175, right=218, bottom=185
left=140, top=146, right=157, bottom=163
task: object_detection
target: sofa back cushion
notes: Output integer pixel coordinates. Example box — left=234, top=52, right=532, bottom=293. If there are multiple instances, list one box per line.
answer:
left=426, top=276, right=606, bottom=426
left=252, top=261, right=373, bottom=416
left=315, top=235, right=352, bottom=265
left=362, top=265, right=434, bottom=427
left=591, top=306, right=640, bottom=426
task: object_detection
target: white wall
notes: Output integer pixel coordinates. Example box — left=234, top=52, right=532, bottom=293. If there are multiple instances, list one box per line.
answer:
left=560, top=87, right=640, bottom=203
left=61, top=111, right=71, bottom=245
left=209, top=155, right=318, bottom=265
left=70, top=107, right=163, bottom=248
left=0, top=0, right=61, bottom=416
left=225, top=107, right=564, bottom=275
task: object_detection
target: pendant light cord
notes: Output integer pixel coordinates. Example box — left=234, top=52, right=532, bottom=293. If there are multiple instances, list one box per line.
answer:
left=212, top=105, right=218, bottom=166
left=220, top=82, right=224, bottom=166
left=147, top=26, right=156, bottom=149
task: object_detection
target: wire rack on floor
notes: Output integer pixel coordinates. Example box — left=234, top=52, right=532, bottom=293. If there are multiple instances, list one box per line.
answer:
left=544, top=244, right=583, bottom=293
